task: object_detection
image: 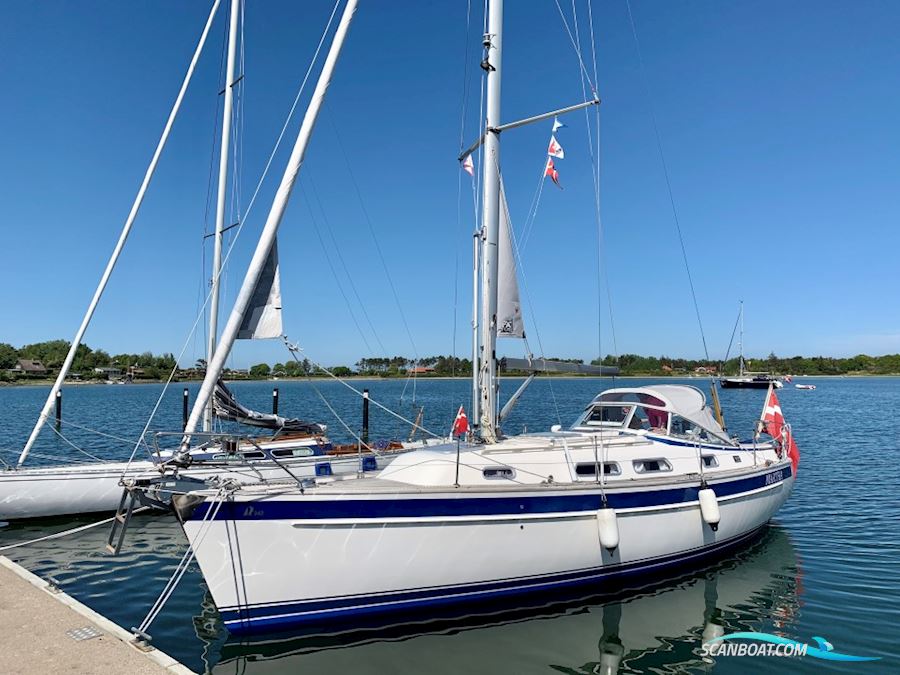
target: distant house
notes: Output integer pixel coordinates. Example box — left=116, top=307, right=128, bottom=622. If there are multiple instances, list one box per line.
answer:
left=661, top=364, right=673, bottom=373
left=409, top=366, right=435, bottom=375
left=693, top=366, right=717, bottom=375
left=94, top=366, right=122, bottom=379
left=13, top=359, right=48, bottom=376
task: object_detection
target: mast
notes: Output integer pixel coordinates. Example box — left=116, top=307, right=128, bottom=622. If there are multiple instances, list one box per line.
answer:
left=477, top=0, right=503, bottom=442
left=204, top=0, right=241, bottom=432
left=182, top=0, right=359, bottom=445
left=739, top=300, right=745, bottom=377
left=17, top=0, right=223, bottom=468
left=471, top=231, right=481, bottom=431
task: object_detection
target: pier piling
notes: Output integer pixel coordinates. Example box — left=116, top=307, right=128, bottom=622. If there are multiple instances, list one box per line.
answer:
left=272, top=387, right=279, bottom=415
left=182, top=388, right=189, bottom=431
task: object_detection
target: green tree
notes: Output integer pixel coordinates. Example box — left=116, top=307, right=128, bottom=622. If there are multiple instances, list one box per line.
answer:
left=249, top=363, right=271, bottom=379
left=0, top=343, right=18, bottom=369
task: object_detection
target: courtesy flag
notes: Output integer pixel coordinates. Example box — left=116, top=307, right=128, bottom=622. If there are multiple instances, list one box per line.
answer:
left=760, top=385, right=800, bottom=474
left=547, top=135, right=565, bottom=159
left=452, top=405, right=469, bottom=437
left=461, top=155, right=474, bottom=176
left=552, top=117, right=566, bottom=132
left=545, top=157, right=562, bottom=188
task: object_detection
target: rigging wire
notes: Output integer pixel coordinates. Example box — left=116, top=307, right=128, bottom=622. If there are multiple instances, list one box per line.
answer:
left=305, top=173, right=388, bottom=355
left=552, top=0, right=599, bottom=94
left=300, top=182, right=375, bottom=355
left=120, top=0, right=345, bottom=467
left=325, top=112, right=421, bottom=364
left=493, top=156, right=563, bottom=427
left=722, top=303, right=742, bottom=365
left=453, top=0, right=475, bottom=376
left=569, top=0, right=618, bottom=364
left=624, top=0, right=710, bottom=361
left=283, top=338, right=442, bottom=439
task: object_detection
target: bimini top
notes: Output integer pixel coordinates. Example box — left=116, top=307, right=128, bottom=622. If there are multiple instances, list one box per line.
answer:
left=579, top=384, right=731, bottom=443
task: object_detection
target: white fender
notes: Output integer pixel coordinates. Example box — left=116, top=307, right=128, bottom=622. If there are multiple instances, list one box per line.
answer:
left=596, top=507, right=619, bottom=552
left=599, top=650, right=622, bottom=675
left=698, top=487, right=720, bottom=531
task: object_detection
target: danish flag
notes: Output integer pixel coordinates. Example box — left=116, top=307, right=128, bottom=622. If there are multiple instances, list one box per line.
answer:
left=547, top=135, right=565, bottom=159
left=760, top=385, right=799, bottom=474
left=452, top=405, right=469, bottom=437
left=545, top=157, right=562, bottom=188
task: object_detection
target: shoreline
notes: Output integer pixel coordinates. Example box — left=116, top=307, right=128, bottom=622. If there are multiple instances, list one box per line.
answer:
left=2, top=373, right=899, bottom=388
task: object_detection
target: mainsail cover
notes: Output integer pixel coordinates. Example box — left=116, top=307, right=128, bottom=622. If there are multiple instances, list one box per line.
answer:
left=237, top=240, right=283, bottom=339
left=213, top=379, right=326, bottom=434
left=497, top=182, right=525, bottom=338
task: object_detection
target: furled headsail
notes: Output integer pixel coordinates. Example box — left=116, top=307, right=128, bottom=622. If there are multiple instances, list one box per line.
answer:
left=237, top=240, right=283, bottom=339
left=213, top=379, right=325, bottom=434
left=497, top=182, right=524, bottom=338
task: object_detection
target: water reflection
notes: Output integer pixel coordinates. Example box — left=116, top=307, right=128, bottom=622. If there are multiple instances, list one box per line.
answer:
left=212, top=525, right=801, bottom=675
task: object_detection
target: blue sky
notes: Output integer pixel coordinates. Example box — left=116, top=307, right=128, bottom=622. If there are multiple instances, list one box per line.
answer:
left=1, top=0, right=898, bottom=368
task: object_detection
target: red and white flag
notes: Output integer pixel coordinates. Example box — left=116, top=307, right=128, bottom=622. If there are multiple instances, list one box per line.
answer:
left=547, top=135, right=565, bottom=159
left=545, top=157, right=562, bottom=188
left=760, top=385, right=799, bottom=474
left=461, top=155, right=474, bottom=176
left=452, top=405, right=469, bottom=437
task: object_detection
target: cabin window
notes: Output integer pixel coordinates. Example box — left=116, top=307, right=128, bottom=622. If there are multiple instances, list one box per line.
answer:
left=702, top=455, right=719, bottom=468
left=584, top=405, right=632, bottom=426
left=670, top=415, right=710, bottom=441
left=575, top=462, right=621, bottom=477
left=633, top=458, right=672, bottom=473
left=241, top=451, right=265, bottom=460
left=733, top=455, right=742, bottom=463
left=483, top=467, right=515, bottom=480
left=272, top=447, right=315, bottom=458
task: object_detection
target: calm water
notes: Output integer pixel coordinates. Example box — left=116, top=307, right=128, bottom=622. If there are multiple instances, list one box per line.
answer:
left=1, top=377, right=898, bottom=673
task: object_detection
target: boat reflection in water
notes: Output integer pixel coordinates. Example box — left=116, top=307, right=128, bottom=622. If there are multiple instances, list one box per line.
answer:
left=210, top=525, right=801, bottom=674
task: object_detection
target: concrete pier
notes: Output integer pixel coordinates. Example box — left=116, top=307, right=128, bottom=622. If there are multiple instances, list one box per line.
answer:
left=0, top=556, right=194, bottom=675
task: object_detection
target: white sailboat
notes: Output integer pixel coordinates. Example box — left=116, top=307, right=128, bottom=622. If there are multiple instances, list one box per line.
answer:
left=0, top=0, right=405, bottom=521
left=137, top=0, right=799, bottom=637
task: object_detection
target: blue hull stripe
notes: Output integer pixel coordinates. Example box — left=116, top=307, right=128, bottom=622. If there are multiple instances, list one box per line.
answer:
left=220, top=527, right=765, bottom=634
left=192, top=466, right=791, bottom=522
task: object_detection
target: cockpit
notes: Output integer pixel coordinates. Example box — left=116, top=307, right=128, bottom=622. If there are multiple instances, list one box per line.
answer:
left=571, top=386, right=733, bottom=445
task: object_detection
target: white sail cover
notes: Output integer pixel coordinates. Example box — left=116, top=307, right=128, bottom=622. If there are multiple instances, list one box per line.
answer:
left=237, top=240, right=283, bottom=339
left=497, top=182, right=524, bottom=338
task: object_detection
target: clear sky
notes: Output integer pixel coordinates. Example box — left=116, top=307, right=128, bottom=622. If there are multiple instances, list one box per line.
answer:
left=2, top=0, right=898, bottom=368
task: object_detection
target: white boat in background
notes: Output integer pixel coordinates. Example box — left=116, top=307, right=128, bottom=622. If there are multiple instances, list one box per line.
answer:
left=129, top=0, right=800, bottom=637
left=795, top=384, right=816, bottom=390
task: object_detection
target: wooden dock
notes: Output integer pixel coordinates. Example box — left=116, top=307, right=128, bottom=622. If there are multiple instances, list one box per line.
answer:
left=0, top=556, right=193, bottom=675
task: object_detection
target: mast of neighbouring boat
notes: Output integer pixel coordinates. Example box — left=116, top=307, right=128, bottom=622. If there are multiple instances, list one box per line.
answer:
left=16, top=0, right=223, bottom=468
left=739, top=300, right=745, bottom=377
left=477, top=0, right=503, bottom=442
left=204, top=0, right=241, bottom=432
left=181, top=0, right=359, bottom=447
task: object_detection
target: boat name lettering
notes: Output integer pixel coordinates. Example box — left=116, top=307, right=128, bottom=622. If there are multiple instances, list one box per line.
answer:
left=765, top=471, right=784, bottom=485
left=243, top=506, right=265, bottom=517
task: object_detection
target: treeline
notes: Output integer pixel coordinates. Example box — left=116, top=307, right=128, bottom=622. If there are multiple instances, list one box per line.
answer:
left=592, top=352, right=900, bottom=376
left=0, top=340, right=177, bottom=381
